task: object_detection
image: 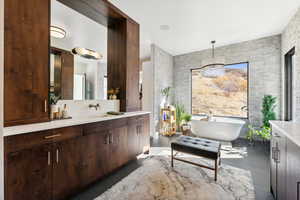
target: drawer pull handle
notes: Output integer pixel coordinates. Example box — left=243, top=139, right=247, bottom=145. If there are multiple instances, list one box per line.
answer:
left=109, top=134, right=114, bottom=144
left=44, top=99, right=48, bottom=113
left=56, top=149, right=59, bottom=164
left=276, top=149, right=280, bottom=163
left=44, top=134, right=61, bottom=139
left=48, top=151, right=51, bottom=165
left=271, top=147, right=276, bottom=160
left=104, top=134, right=109, bottom=144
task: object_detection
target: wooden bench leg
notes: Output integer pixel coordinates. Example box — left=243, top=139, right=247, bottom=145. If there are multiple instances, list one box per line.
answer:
left=171, top=148, right=174, bottom=168
left=214, top=159, right=218, bottom=181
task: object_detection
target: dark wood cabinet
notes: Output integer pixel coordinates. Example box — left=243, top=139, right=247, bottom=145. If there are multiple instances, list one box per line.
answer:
left=128, top=117, right=141, bottom=158
left=4, top=115, right=150, bottom=200
left=286, top=139, right=300, bottom=200
left=5, top=144, right=52, bottom=200
left=4, top=0, right=50, bottom=126
left=52, top=137, right=82, bottom=200
left=81, top=128, right=110, bottom=185
left=139, top=115, right=150, bottom=154
left=126, top=20, right=141, bottom=112
left=108, top=19, right=141, bottom=112
left=108, top=122, right=129, bottom=172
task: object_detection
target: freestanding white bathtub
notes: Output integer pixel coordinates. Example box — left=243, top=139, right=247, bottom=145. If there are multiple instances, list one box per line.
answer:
left=191, top=117, right=246, bottom=142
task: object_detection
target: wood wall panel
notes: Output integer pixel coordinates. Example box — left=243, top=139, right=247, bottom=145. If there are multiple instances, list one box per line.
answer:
left=61, top=51, right=74, bottom=100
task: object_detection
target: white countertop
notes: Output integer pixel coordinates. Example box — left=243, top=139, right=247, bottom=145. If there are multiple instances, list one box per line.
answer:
left=270, top=120, right=300, bottom=147
left=3, top=111, right=150, bottom=137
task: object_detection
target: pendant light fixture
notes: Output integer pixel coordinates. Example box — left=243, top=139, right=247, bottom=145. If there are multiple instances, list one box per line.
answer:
left=201, top=40, right=225, bottom=69
left=72, top=47, right=102, bottom=60
left=50, top=26, right=66, bottom=39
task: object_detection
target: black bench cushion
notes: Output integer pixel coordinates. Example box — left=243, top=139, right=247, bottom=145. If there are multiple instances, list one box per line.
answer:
left=171, top=136, right=221, bottom=159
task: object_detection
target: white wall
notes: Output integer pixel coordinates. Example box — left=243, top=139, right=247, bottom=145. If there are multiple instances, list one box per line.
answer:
left=0, top=0, right=4, bottom=197
left=142, top=61, right=154, bottom=136
left=281, top=7, right=300, bottom=120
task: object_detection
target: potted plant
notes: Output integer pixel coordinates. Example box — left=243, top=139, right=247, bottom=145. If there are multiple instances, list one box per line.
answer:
left=49, top=93, right=60, bottom=120
left=175, top=103, right=185, bottom=131
left=262, top=95, right=277, bottom=127
left=246, top=125, right=257, bottom=145
left=181, top=113, right=192, bottom=135
left=246, top=95, right=276, bottom=144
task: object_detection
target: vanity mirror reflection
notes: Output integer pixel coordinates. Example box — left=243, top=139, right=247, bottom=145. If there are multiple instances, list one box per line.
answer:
left=50, top=0, right=108, bottom=101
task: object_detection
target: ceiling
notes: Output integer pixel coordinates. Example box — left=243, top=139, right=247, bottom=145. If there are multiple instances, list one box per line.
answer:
left=109, top=0, right=300, bottom=56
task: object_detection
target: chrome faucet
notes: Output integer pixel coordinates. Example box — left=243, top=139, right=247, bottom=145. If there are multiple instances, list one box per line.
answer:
left=89, top=103, right=100, bottom=110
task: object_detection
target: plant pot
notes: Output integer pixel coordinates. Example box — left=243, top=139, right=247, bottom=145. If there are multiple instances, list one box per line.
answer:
left=181, top=123, right=191, bottom=135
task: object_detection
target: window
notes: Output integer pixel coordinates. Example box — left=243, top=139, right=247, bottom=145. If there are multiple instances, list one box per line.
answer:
left=191, top=62, right=248, bottom=118
left=284, top=47, right=295, bottom=121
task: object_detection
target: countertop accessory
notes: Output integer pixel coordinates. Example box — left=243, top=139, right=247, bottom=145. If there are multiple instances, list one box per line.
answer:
left=107, top=111, right=124, bottom=115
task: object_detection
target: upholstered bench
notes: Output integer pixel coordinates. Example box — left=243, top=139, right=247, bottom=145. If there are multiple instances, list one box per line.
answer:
left=171, top=135, right=221, bottom=181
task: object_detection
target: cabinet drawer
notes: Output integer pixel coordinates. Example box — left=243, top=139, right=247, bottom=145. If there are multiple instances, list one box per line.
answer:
left=83, top=121, right=111, bottom=135
left=111, top=118, right=128, bottom=128
left=4, top=126, right=83, bottom=153
left=52, top=126, right=83, bottom=143
left=83, top=118, right=128, bottom=135
left=5, top=130, right=54, bottom=153
left=128, top=114, right=149, bottom=124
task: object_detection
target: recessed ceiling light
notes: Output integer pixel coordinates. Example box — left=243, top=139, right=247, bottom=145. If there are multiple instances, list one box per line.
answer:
left=160, top=25, right=170, bottom=31
left=50, top=25, right=66, bottom=39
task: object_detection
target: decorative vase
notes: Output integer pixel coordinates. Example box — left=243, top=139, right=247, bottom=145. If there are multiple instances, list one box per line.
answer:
left=50, top=105, right=58, bottom=120
left=161, top=96, right=169, bottom=108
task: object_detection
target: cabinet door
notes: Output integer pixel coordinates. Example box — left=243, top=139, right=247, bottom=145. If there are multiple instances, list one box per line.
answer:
left=80, top=131, right=110, bottom=186
left=126, top=20, right=140, bottom=111
left=127, top=118, right=140, bottom=159
left=4, top=0, right=50, bottom=126
left=52, top=138, right=82, bottom=200
left=139, top=115, right=150, bottom=154
left=276, top=132, right=287, bottom=200
left=270, top=133, right=278, bottom=199
left=5, top=145, right=52, bottom=200
left=108, top=124, right=129, bottom=172
left=286, top=139, right=300, bottom=200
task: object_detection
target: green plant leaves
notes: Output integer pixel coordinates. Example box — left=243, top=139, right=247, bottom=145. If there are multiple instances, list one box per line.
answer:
left=261, top=95, right=277, bottom=127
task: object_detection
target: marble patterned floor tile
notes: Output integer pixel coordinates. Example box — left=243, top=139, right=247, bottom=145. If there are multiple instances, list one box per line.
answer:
left=95, top=151, right=255, bottom=200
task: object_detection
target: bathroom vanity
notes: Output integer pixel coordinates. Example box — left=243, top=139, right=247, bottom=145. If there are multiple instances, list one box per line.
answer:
left=270, top=121, right=300, bottom=200
left=4, top=112, right=150, bottom=200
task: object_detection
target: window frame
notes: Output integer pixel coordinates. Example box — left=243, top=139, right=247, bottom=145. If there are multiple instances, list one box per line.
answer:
left=190, top=61, right=249, bottom=119
left=284, top=47, right=295, bottom=121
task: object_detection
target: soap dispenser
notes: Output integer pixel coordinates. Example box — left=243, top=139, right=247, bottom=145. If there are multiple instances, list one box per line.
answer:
left=62, top=104, right=69, bottom=119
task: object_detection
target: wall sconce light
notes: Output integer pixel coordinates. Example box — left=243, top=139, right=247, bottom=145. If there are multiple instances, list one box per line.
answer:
left=72, top=47, right=102, bottom=60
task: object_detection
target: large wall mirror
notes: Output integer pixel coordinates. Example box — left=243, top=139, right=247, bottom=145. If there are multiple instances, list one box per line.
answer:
left=50, top=0, right=107, bottom=100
